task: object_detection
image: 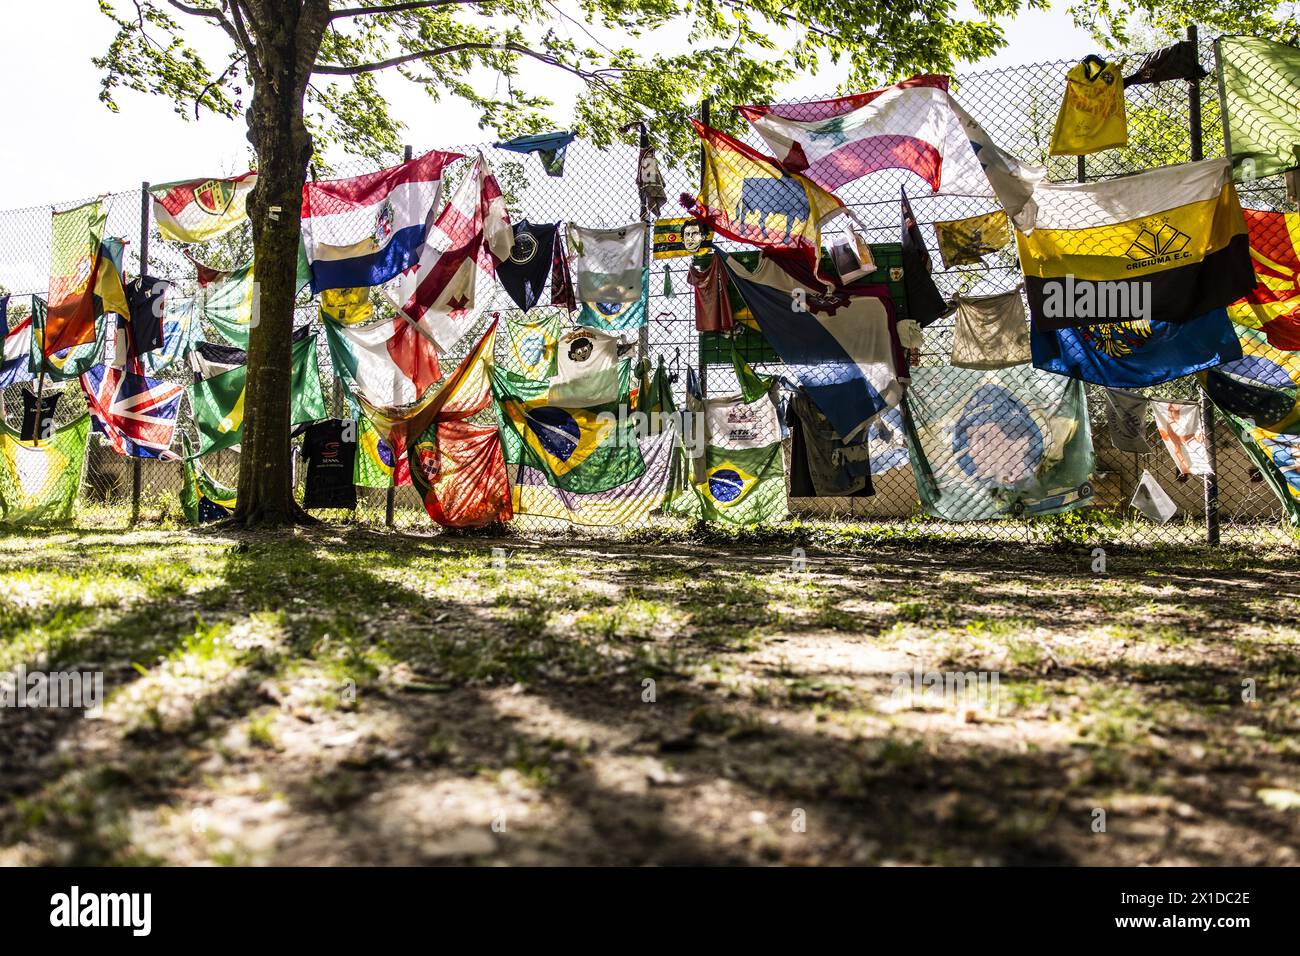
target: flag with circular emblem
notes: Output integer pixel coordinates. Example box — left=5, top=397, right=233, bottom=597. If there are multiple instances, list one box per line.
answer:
left=151, top=172, right=257, bottom=244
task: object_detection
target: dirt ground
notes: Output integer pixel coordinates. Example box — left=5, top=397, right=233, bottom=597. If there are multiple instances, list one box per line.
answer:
left=1, top=526, right=1298, bottom=865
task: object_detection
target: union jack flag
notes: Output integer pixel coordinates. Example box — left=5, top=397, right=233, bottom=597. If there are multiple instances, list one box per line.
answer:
left=80, top=363, right=184, bottom=459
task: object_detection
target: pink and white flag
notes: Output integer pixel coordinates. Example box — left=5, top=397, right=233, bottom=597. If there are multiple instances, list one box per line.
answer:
left=385, top=152, right=513, bottom=352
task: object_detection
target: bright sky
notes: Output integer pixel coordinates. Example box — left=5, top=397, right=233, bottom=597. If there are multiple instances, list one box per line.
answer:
left=0, top=1, right=1099, bottom=211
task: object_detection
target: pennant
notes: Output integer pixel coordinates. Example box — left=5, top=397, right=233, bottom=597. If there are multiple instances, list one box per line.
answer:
left=302, top=149, right=463, bottom=293
left=386, top=152, right=512, bottom=350
left=80, top=364, right=185, bottom=459
left=150, top=172, right=257, bottom=243
left=723, top=252, right=901, bottom=441
left=1018, top=158, right=1254, bottom=331
left=686, top=120, right=846, bottom=263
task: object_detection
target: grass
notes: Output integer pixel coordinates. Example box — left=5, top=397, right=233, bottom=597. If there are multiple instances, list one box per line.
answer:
left=0, top=525, right=1298, bottom=866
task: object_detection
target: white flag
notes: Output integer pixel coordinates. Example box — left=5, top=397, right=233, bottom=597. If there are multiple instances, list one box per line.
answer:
left=1131, top=469, right=1177, bottom=523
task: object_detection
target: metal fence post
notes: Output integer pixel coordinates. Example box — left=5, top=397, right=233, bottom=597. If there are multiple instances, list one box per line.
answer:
left=1187, top=24, right=1220, bottom=546
left=697, top=97, right=710, bottom=398
left=132, top=182, right=149, bottom=525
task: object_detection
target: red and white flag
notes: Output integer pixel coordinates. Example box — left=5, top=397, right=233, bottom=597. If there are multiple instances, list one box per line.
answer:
left=385, top=152, right=512, bottom=351
left=150, top=172, right=257, bottom=243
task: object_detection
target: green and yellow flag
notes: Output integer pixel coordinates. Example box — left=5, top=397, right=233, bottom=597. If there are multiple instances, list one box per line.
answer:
left=188, top=330, right=327, bottom=456
left=1217, top=36, right=1300, bottom=182
left=0, top=415, right=90, bottom=526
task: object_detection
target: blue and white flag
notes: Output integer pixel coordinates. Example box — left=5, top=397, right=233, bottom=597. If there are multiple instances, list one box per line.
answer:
left=723, top=252, right=902, bottom=441
left=301, top=149, right=464, bottom=293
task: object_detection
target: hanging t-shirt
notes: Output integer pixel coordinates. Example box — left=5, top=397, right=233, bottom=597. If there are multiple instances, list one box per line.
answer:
left=949, top=289, right=1031, bottom=370
left=1103, top=388, right=1154, bottom=454
left=1151, top=400, right=1212, bottom=476
left=124, top=275, right=171, bottom=358
left=20, top=390, right=60, bottom=441
left=1050, top=56, right=1128, bottom=156
left=497, top=221, right=558, bottom=312
left=786, top=392, right=874, bottom=498
left=300, top=419, right=357, bottom=509
left=687, top=253, right=734, bottom=333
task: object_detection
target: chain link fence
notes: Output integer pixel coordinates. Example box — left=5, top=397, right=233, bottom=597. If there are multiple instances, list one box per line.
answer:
left=1, top=34, right=1297, bottom=547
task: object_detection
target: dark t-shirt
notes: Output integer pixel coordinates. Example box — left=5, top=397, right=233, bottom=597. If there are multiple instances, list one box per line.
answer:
left=20, top=390, right=60, bottom=441
left=497, top=221, right=558, bottom=312
left=301, top=419, right=357, bottom=509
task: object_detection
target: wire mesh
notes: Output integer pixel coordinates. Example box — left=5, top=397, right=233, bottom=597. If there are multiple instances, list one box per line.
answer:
left=0, top=34, right=1296, bottom=547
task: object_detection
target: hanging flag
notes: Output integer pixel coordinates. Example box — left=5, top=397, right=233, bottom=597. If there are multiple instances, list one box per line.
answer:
left=947, top=96, right=1046, bottom=232
left=1216, top=36, right=1300, bottom=181
left=390, top=322, right=511, bottom=526
left=738, top=76, right=991, bottom=193
left=1199, top=325, right=1300, bottom=435
left=188, top=255, right=256, bottom=347
left=44, top=200, right=108, bottom=357
left=550, top=228, right=577, bottom=311
left=1131, top=469, right=1178, bottom=523
left=353, top=413, right=396, bottom=489
left=80, top=364, right=185, bottom=459
left=0, top=415, right=89, bottom=526
left=901, top=188, right=949, bottom=327
left=27, top=295, right=109, bottom=382
left=1, top=295, right=35, bottom=389
left=499, top=310, right=562, bottom=380
left=653, top=218, right=713, bottom=259
left=1124, top=40, right=1207, bottom=86
left=133, top=293, right=197, bottom=377
left=724, top=252, right=901, bottom=441
left=1031, top=309, right=1243, bottom=388
left=949, top=289, right=1031, bottom=370
left=492, top=360, right=645, bottom=495
left=668, top=380, right=787, bottom=526
left=513, top=429, right=678, bottom=527
left=385, top=152, right=513, bottom=351
left=495, top=131, right=575, bottom=176
left=190, top=340, right=246, bottom=381
left=321, top=286, right=441, bottom=414
left=1215, top=406, right=1300, bottom=526
left=1049, top=56, right=1128, bottom=156
left=565, top=223, right=646, bottom=304
left=1228, top=208, right=1300, bottom=350
left=1018, top=158, right=1254, bottom=332
left=497, top=221, right=559, bottom=311
left=686, top=120, right=846, bottom=262
left=302, top=149, right=463, bottom=293
left=1151, top=399, right=1213, bottom=476
left=904, top=365, right=1095, bottom=521
left=548, top=326, right=624, bottom=406
left=636, top=355, right=677, bottom=421
left=1102, top=388, right=1155, bottom=453
left=188, top=328, right=326, bottom=456
left=180, top=434, right=237, bottom=524
left=150, top=172, right=257, bottom=243
left=577, top=268, right=649, bottom=333
left=934, top=211, right=1010, bottom=268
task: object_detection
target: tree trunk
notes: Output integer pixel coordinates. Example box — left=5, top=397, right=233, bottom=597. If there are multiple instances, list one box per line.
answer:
left=233, top=0, right=331, bottom=527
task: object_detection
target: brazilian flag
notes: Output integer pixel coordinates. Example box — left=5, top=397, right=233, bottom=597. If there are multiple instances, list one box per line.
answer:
left=188, top=328, right=327, bottom=456
left=668, top=442, right=787, bottom=525
left=491, top=362, right=645, bottom=494
left=180, top=435, right=237, bottom=524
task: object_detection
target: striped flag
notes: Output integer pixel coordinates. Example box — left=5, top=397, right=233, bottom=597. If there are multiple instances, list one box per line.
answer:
left=302, top=150, right=463, bottom=294
left=385, top=152, right=513, bottom=351
left=79, top=364, right=185, bottom=459
left=1, top=295, right=35, bottom=388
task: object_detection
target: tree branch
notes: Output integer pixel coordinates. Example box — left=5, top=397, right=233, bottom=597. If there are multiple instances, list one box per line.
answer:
left=313, top=40, right=611, bottom=78
left=329, top=0, right=483, bottom=19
